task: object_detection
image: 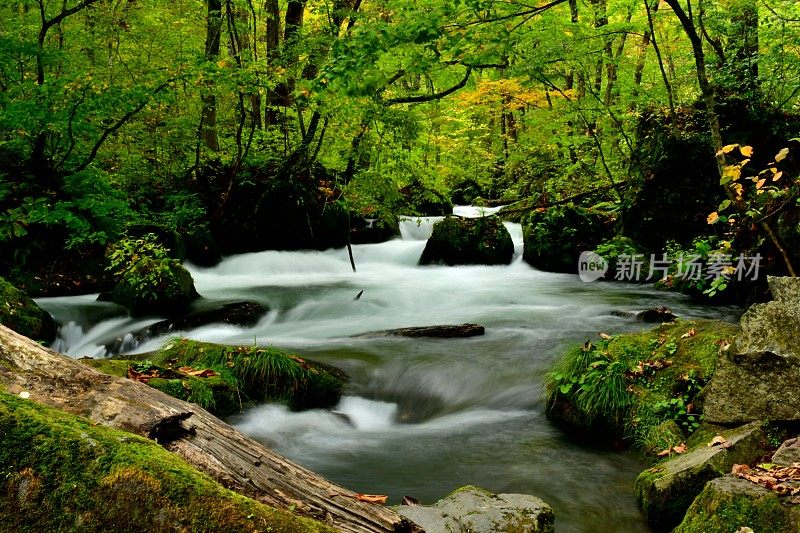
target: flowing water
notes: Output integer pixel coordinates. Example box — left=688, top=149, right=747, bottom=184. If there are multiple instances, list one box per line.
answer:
left=37, top=210, right=740, bottom=532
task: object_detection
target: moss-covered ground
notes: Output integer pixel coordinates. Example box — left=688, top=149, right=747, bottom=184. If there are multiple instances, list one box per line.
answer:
left=546, top=319, right=740, bottom=456
left=0, top=391, right=335, bottom=533
left=82, top=339, right=345, bottom=416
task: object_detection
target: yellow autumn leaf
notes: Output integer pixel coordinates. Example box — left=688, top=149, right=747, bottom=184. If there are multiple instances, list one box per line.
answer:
left=773, top=171, right=783, bottom=182
left=756, top=178, right=766, bottom=189
left=718, top=144, right=739, bottom=155
left=740, top=146, right=753, bottom=157
left=707, top=212, right=719, bottom=224
left=776, top=147, right=789, bottom=162
left=733, top=183, right=744, bottom=198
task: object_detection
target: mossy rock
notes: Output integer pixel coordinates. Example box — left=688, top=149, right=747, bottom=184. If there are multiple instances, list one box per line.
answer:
left=522, top=204, right=612, bottom=273
left=634, top=422, right=769, bottom=530
left=84, top=340, right=347, bottom=415
left=0, top=276, right=56, bottom=342
left=0, top=392, right=335, bottom=533
left=674, top=475, right=800, bottom=533
left=111, top=262, right=198, bottom=317
left=395, top=485, right=554, bottom=533
left=546, top=319, right=740, bottom=453
left=419, top=216, right=514, bottom=266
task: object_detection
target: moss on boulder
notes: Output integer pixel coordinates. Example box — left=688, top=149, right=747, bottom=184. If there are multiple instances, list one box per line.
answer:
left=419, top=216, right=514, bottom=266
left=111, top=262, right=197, bottom=317
left=674, top=475, right=800, bottom=533
left=634, top=422, right=769, bottom=530
left=546, top=319, right=739, bottom=452
left=0, top=391, right=334, bottom=533
left=522, top=204, right=612, bottom=273
left=0, top=276, right=56, bottom=342
left=82, top=339, right=346, bottom=416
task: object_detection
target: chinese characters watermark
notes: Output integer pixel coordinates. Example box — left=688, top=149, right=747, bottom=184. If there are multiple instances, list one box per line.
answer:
left=578, top=252, right=762, bottom=283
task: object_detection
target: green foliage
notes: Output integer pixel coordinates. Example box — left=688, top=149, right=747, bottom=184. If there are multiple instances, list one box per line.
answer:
left=547, top=320, right=740, bottom=456
left=0, top=392, right=335, bottom=533
left=106, top=233, right=195, bottom=315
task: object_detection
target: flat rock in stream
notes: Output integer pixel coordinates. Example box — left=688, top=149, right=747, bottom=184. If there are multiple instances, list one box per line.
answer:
left=356, top=323, right=485, bottom=339
left=396, top=485, right=554, bottom=533
left=108, top=301, right=268, bottom=352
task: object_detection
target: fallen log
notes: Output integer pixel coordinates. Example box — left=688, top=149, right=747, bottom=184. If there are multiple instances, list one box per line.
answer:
left=0, top=325, right=421, bottom=533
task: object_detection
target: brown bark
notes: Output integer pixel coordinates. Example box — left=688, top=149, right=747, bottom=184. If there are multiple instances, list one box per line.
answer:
left=0, top=325, right=421, bottom=533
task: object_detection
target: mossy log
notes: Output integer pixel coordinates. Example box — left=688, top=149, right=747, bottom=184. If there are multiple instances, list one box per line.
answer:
left=0, top=325, right=420, bottom=533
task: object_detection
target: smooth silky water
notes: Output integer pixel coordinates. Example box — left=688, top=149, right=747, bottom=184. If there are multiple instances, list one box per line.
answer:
left=38, top=211, right=740, bottom=532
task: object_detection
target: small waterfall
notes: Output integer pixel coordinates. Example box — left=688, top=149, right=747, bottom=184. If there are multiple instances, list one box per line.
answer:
left=504, top=222, right=525, bottom=260
left=452, top=205, right=504, bottom=218
left=398, top=216, right=444, bottom=241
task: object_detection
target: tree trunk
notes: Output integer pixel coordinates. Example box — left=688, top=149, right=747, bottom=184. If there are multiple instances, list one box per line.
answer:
left=200, top=0, right=222, bottom=152
left=0, top=325, right=421, bottom=533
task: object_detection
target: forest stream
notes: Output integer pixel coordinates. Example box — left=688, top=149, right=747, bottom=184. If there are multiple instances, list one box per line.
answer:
left=36, top=208, right=741, bottom=533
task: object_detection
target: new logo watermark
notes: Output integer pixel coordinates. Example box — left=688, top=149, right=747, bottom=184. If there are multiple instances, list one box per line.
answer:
left=578, top=251, right=608, bottom=282
left=577, top=252, right=762, bottom=283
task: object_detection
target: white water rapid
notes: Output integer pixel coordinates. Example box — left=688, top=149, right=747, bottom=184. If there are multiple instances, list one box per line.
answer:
left=37, top=208, right=739, bottom=532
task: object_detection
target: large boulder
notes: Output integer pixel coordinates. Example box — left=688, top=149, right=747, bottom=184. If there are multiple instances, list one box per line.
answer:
left=702, top=276, right=800, bottom=424
left=395, top=485, right=554, bottom=533
left=0, top=276, right=56, bottom=342
left=674, top=475, right=800, bottom=533
left=110, top=262, right=198, bottom=318
left=522, top=204, right=611, bottom=273
left=419, top=216, right=514, bottom=266
left=634, top=422, right=768, bottom=530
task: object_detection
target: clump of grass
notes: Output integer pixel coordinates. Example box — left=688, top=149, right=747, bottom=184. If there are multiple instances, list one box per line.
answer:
left=93, top=339, right=347, bottom=414
left=547, top=319, right=739, bottom=457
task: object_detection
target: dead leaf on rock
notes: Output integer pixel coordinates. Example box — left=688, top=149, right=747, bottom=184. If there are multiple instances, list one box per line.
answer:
left=681, top=328, right=697, bottom=339
left=657, top=443, right=688, bottom=457
left=178, top=366, right=218, bottom=378
left=732, top=464, right=750, bottom=474
left=355, top=493, right=388, bottom=504
left=598, top=332, right=613, bottom=340
left=708, top=436, right=728, bottom=447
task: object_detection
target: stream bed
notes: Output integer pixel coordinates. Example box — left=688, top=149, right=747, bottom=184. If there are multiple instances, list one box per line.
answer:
left=38, top=214, right=740, bottom=532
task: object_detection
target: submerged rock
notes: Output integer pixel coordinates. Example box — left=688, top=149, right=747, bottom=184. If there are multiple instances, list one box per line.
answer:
left=0, top=276, right=56, bottom=342
left=396, top=485, right=554, bottom=533
left=419, top=216, right=514, bottom=266
left=702, top=276, right=800, bottom=424
left=107, top=300, right=268, bottom=352
left=357, top=323, right=485, bottom=338
left=635, top=422, right=768, bottom=530
left=611, top=307, right=677, bottom=323
left=674, top=475, right=800, bottom=533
